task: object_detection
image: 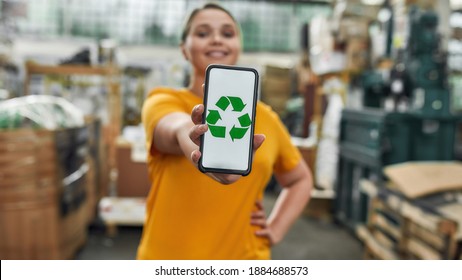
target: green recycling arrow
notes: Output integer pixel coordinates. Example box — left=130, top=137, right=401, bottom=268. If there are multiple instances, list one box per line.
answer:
left=238, top=114, right=252, bottom=127
left=228, top=96, right=246, bottom=112
left=230, top=126, right=249, bottom=141
left=216, top=96, right=230, bottom=111
left=209, top=125, right=226, bottom=138
left=205, top=95, right=252, bottom=141
left=206, top=110, right=221, bottom=125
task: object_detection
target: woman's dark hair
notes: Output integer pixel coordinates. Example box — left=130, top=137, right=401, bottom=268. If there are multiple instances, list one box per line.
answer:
left=180, top=3, right=238, bottom=43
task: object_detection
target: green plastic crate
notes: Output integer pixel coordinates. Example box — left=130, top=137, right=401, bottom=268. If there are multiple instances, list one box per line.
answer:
left=340, top=108, right=413, bottom=167
left=335, top=108, right=461, bottom=231
left=335, top=108, right=413, bottom=230
left=410, top=115, right=462, bottom=161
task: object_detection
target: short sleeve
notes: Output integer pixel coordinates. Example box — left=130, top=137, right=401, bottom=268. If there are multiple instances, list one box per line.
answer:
left=271, top=111, right=302, bottom=174
left=141, top=88, right=187, bottom=155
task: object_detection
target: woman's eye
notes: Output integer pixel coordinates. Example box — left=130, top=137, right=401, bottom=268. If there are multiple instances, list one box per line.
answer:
left=222, top=31, right=235, bottom=38
left=196, top=31, right=209, bottom=38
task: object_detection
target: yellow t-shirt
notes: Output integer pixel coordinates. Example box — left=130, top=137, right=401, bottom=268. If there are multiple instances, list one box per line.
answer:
left=137, top=87, right=301, bottom=260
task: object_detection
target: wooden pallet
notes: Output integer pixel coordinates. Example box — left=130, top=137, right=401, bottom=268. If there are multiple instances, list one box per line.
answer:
left=357, top=179, right=461, bottom=260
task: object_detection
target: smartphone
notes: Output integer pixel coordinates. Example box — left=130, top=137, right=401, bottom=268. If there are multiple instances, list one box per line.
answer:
left=199, top=64, right=259, bottom=176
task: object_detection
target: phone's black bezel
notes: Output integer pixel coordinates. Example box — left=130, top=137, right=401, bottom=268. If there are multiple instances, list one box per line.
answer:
left=198, top=64, right=259, bottom=176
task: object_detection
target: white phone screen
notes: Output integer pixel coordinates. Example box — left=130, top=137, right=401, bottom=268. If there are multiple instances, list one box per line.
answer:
left=199, top=65, right=258, bottom=175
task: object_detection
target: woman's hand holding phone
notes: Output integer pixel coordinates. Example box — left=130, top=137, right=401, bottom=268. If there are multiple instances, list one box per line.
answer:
left=189, top=103, right=265, bottom=184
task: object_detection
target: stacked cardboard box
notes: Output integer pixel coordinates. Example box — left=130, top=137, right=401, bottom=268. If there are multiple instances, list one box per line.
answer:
left=336, top=17, right=370, bottom=73
left=0, top=127, right=92, bottom=259
left=116, top=139, right=150, bottom=197
left=261, top=64, right=293, bottom=117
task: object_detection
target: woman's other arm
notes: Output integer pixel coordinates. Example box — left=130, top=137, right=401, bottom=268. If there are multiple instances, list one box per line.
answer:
left=254, top=160, right=312, bottom=245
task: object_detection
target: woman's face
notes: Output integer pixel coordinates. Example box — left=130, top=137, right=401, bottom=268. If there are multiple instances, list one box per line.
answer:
left=181, top=8, right=241, bottom=75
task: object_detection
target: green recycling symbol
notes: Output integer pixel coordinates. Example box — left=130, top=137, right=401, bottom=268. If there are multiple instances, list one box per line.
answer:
left=206, top=96, right=252, bottom=141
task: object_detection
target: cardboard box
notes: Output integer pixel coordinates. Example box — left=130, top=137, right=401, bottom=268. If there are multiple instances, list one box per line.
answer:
left=261, top=95, right=289, bottom=116
left=406, top=0, right=436, bottom=9
left=264, top=64, right=292, bottom=77
left=297, top=144, right=317, bottom=173
left=342, top=2, right=380, bottom=20
left=384, top=161, right=462, bottom=199
left=0, top=187, right=87, bottom=259
left=261, top=75, right=293, bottom=116
left=0, top=127, right=90, bottom=259
left=337, top=17, right=370, bottom=42
left=0, top=129, right=57, bottom=190
left=261, top=77, right=292, bottom=98
left=116, top=141, right=151, bottom=197
left=346, top=37, right=370, bottom=72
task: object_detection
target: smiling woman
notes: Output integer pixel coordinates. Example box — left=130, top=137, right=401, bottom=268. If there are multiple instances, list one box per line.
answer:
left=179, top=4, right=242, bottom=97
left=137, top=2, right=313, bottom=260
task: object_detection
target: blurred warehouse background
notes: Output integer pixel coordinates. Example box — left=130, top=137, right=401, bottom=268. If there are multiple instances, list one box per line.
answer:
left=1, top=0, right=462, bottom=260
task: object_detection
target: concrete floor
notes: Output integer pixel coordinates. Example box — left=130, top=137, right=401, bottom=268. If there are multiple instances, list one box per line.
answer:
left=75, top=192, right=364, bottom=260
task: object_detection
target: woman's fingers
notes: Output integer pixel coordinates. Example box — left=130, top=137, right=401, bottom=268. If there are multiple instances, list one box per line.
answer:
left=191, top=104, right=204, bottom=125
left=255, top=228, right=270, bottom=237
left=251, top=213, right=267, bottom=227
left=191, top=150, right=201, bottom=165
left=255, top=200, right=264, bottom=210
left=251, top=200, right=272, bottom=243
left=253, top=134, right=265, bottom=151
left=210, top=173, right=241, bottom=185
left=255, top=228, right=275, bottom=246
left=189, top=104, right=207, bottom=146
left=189, top=124, right=207, bottom=146
left=251, top=200, right=267, bottom=227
